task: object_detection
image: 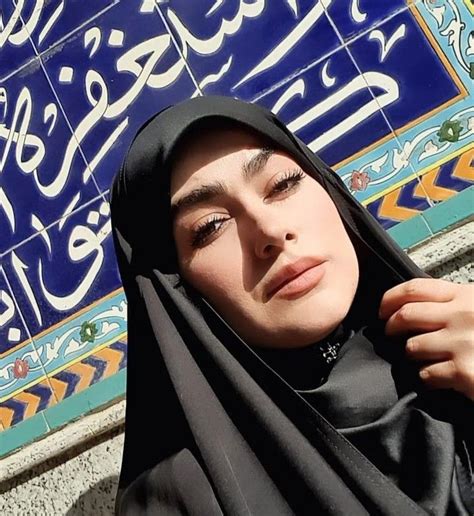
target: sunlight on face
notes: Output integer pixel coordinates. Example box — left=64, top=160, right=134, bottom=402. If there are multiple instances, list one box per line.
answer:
left=170, top=126, right=359, bottom=349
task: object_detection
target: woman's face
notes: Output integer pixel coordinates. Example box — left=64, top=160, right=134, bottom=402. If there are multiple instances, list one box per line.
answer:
left=170, top=126, right=359, bottom=348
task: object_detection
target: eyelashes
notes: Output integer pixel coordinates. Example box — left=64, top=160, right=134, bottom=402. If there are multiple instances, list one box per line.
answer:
left=190, top=168, right=305, bottom=249
left=190, top=214, right=228, bottom=248
left=268, top=168, right=305, bottom=197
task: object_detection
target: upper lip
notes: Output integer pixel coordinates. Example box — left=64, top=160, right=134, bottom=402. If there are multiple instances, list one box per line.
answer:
left=265, top=257, right=326, bottom=299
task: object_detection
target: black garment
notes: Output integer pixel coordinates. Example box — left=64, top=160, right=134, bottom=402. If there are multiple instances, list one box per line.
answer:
left=110, top=95, right=472, bottom=515
left=254, top=322, right=354, bottom=391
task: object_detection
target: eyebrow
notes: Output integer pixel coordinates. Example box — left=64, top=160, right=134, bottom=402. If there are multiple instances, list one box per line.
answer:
left=171, top=147, right=274, bottom=222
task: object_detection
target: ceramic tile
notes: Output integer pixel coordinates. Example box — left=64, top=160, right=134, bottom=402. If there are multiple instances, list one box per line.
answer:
left=11, top=0, right=118, bottom=55
left=0, top=410, right=50, bottom=457
left=365, top=176, right=432, bottom=230
left=45, top=336, right=127, bottom=408
left=256, top=47, right=396, bottom=168
left=0, top=264, right=30, bottom=357
left=0, top=343, right=57, bottom=430
left=367, top=132, right=474, bottom=233
left=0, top=266, right=57, bottom=430
left=0, top=57, right=102, bottom=255
left=40, top=1, right=197, bottom=193
left=347, top=8, right=463, bottom=135
left=158, top=0, right=342, bottom=100
left=0, top=1, right=38, bottom=80
left=0, top=0, right=472, bottom=457
left=43, top=366, right=125, bottom=433
left=423, top=184, right=474, bottom=235
left=323, top=0, right=409, bottom=43
left=417, top=147, right=474, bottom=205
left=1, top=196, right=123, bottom=347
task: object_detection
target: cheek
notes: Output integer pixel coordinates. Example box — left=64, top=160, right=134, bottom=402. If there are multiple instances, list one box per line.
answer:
left=184, top=245, right=243, bottom=302
left=297, top=186, right=342, bottom=234
left=300, top=185, right=357, bottom=264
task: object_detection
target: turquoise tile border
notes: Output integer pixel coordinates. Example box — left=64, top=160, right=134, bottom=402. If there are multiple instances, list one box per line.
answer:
left=422, top=186, right=474, bottom=235
left=387, top=212, right=432, bottom=250
left=388, top=186, right=474, bottom=249
left=1, top=412, right=50, bottom=458
left=0, top=369, right=126, bottom=458
left=46, top=369, right=126, bottom=431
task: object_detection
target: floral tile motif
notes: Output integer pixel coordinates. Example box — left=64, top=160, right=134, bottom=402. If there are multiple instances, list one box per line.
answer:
left=0, top=57, right=102, bottom=255
left=40, top=0, right=197, bottom=193
left=1, top=254, right=127, bottom=431
left=158, top=0, right=341, bottom=101
left=0, top=266, right=57, bottom=430
left=366, top=146, right=474, bottom=229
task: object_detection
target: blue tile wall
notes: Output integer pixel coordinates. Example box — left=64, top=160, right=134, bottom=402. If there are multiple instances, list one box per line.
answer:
left=0, top=0, right=473, bottom=456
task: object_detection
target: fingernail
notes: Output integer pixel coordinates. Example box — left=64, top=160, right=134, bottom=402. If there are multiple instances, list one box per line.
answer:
left=419, top=369, right=429, bottom=379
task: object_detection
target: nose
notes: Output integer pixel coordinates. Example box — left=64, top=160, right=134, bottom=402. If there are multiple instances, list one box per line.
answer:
left=253, top=217, right=297, bottom=259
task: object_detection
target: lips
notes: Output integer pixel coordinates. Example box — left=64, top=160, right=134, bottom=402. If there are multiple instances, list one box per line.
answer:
left=266, top=257, right=326, bottom=300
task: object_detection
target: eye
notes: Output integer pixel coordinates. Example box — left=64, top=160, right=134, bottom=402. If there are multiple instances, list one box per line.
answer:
left=267, top=168, right=305, bottom=200
left=190, top=215, right=229, bottom=248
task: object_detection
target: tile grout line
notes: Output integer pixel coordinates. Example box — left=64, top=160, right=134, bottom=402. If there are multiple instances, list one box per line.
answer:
left=251, top=3, right=411, bottom=103
left=0, top=191, right=107, bottom=259
left=0, top=266, right=54, bottom=429
left=322, top=3, right=436, bottom=231
left=2, top=1, right=119, bottom=82
left=10, top=0, right=113, bottom=203
left=154, top=3, right=204, bottom=97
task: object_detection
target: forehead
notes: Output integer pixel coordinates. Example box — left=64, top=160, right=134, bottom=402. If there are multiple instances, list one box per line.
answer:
left=170, top=125, right=267, bottom=192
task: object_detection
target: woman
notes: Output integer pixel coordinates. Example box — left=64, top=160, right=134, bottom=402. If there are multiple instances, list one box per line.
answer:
left=110, top=96, right=473, bottom=515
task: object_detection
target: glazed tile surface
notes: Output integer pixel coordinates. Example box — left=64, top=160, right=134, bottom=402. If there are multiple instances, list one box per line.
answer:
left=0, top=0, right=472, bottom=455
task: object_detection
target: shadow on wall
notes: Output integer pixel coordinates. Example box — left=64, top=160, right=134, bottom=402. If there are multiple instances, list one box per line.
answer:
left=429, top=249, right=473, bottom=283
left=0, top=425, right=123, bottom=515
left=66, top=476, right=119, bottom=516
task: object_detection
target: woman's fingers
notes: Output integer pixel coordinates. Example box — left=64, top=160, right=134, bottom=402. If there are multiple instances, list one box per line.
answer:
left=405, top=329, right=451, bottom=361
left=383, top=301, right=448, bottom=336
left=379, top=278, right=456, bottom=320
left=419, top=360, right=474, bottom=399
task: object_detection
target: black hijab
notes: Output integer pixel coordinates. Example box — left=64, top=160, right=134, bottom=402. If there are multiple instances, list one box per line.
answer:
left=110, top=96, right=472, bottom=515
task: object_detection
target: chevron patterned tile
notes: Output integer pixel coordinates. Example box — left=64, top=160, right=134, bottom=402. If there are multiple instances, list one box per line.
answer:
left=367, top=147, right=474, bottom=229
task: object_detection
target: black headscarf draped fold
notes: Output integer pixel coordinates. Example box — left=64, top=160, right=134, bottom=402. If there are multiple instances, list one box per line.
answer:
left=110, top=96, right=472, bottom=515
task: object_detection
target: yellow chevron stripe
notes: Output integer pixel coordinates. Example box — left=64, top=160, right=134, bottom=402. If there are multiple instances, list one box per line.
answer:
left=96, top=347, right=122, bottom=378
left=68, top=363, right=96, bottom=393
left=0, top=407, right=14, bottom=428
left=414, top=168, right=456, bottom=202
left=37, top=381, right=57, bottom=408
left=49, top=377, right=68, bottom=403
left=378, top=189, right=420, bottom=221
left=452, top=148, right=474, bottom=182
left=15, top=392, right=40, bottom=419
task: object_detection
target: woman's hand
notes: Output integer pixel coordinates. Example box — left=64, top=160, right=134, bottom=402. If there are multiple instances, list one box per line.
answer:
left=379, top=278, right=474, bottom=400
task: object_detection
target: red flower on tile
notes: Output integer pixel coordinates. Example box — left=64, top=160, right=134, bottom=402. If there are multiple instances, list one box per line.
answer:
left=350, top=171, right=370, bottom=191
left=13, top=358, right=29, bottom=379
